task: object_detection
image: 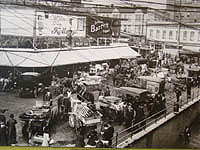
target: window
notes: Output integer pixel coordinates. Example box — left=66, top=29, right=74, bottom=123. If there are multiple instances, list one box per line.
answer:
left=135, top=14, right=141, bottom=22
left=77, top=18, right=84, bottom=31
left=156, top=30, right=160, bottom=39
left=190, top=31, right=195, bottom=41
left=150, top=29, right=154, bottom=38
left=135, top=26, right=141, bottom=34
left=169, top=31, right=173, bottom=40
left=162, top=30, right=166, bottom=39
left=128, top=25, right=131, bottom=33
left=124, top=14, right=127, bottom=19
left=176, top=31, right=178, bottom=40
left=198, top=32, right=200, bottom=41
left=124, top=25, right=127, bottom=32
left=183, top=31, right=187, bottom=40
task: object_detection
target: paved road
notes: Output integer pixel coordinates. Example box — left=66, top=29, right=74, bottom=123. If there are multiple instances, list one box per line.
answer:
left=1, top=85, right=199, bottom=147
left=0, top=91, right=76, bottom=146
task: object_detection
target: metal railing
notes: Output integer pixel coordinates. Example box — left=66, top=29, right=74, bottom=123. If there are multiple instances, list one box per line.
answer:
left=111, top=86, right=200, bottom=148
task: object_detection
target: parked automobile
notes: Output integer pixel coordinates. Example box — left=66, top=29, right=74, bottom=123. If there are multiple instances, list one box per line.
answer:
left=18, top=72, right=44, bottom=98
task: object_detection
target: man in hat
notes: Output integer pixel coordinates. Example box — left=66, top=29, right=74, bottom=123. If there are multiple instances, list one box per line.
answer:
left=101, top=123, right=114, bottom=146
left=7, top=114, right=17, bottom=145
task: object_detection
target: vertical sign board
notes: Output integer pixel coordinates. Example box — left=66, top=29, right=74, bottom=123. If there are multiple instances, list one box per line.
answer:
left=36, top=12, right=86, bottom=37
left=86, top=16, right=121, bottom=38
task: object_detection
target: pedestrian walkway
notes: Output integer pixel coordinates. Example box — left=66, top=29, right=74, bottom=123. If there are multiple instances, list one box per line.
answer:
left=112, top=86, right=200, bottom=148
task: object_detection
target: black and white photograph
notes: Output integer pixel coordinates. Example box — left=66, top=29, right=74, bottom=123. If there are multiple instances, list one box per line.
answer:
left=0, top=0, right=200, bottom=149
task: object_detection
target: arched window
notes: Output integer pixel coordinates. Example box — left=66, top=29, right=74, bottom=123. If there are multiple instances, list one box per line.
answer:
left=169, top=30, right=173, bottom=39
left=190, top=31, right=195, bottom=41
left=183, top=31, right=187, bottom=40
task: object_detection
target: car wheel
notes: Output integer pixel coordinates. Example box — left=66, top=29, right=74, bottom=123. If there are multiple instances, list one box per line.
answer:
left=33, top=89, right=38, bottom=98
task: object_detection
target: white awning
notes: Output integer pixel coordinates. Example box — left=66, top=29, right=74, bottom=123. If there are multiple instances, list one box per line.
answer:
left=0, top=45, right=140, bottom=67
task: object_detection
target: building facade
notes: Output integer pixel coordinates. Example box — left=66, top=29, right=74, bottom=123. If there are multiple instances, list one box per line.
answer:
left=147, top=22, right=200, bottom=46
left=90, top=6, right=170, bottom=37
left=146, top=22, right=200, bottom=55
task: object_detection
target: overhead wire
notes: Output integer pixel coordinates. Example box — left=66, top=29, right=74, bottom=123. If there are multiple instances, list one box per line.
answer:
left=1, top=0, right=200, bottom=41
left=0, top=17, right=33, bottom=34
left=1, top=5, right=34, bottom=27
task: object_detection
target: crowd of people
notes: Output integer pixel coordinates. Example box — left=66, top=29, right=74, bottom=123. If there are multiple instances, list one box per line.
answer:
left=1, top=48, right=200, bottom=147
left=0, top=71, right=16, bottom=92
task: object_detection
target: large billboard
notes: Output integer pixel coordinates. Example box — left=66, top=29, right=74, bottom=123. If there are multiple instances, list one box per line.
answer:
left=36, top=12, right=86, bottom=37
left=1, top=8, right=34, bottom=37
left=86, top=16, right=121, bottom=38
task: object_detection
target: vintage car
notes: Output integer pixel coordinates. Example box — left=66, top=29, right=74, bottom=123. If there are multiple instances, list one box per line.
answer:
left=68, top=98, right=102, bottom=131
left=18, top=72, right=44, bottom=98
left=118, top=87, right=151, bottom=98
left=97, top=88, right=124, bottom=121
left=136, top=76, right=165, bottom=94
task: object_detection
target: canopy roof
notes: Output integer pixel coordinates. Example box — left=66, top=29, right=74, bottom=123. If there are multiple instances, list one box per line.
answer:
left=0, top=45, right=140, bottom=67
left=119, top=87, right=149, bottom=96
left=138, top=76, right=164, bottom=83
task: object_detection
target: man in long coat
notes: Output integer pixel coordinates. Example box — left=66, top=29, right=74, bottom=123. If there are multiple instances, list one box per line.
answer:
left=0, top=122, right=8, bottom=146
left=7, top=114, right=17, bottom=145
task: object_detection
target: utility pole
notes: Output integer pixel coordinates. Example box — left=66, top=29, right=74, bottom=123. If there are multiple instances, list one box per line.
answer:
left=177, top=0, right=182, bottom=58
left=33, top=10, right=37, bottom=50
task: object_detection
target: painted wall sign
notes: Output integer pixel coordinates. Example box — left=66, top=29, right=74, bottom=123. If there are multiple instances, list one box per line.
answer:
left=86, top=16, right=120, bottom=38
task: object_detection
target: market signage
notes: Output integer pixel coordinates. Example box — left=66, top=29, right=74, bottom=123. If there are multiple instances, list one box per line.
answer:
left=86, top=17, right=120, bottom=38
left=36, top=12, right=86, bottom=37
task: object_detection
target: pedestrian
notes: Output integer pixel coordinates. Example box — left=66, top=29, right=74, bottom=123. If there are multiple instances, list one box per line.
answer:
left=175, top=87, right=181, bottom=103
left=44, top=89, right=53, bottom=102
left=0, top=122, right=8, bottom=146
left=63, top=97, right=71, bottom=114
left=0, top=109, right=6, bottom=125
left=7, top=114, right=17, bottom=145
left=186, top=80, right=191, bottom=99
left=184, top=126, right=191, bottom=144
left=22, top=121, right=29, bottom=143
left=76, top=134, right=85, bottom=147
left=161, top=94, right=166, bottom=112
left=87, top=127, right=98, bottom=146
left=43, top=87, right=49, bottom=101
left=101, top=123, right=114, bottom=146
left=104, top=86, right=111, bottom=96
left=197, top=75, right=200, bottom=88
left=96, top=136, right=104, bottom=148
